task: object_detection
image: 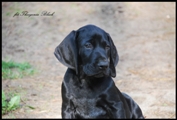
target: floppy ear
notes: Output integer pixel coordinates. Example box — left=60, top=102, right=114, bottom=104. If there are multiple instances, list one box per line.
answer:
left=107, top=33, right=119, bottom=78
left=54, top=30, right=79, bottom=74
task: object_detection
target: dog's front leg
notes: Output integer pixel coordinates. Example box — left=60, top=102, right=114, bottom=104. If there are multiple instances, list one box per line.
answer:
left=61, top=82, right=76, bottom=119
left=105, top=101, right=127, bottom=119
left=62, top=99, right=76, bottom=119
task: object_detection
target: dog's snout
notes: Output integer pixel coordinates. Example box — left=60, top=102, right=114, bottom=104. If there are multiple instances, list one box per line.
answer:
left=97, top=61, right=109, bottom=70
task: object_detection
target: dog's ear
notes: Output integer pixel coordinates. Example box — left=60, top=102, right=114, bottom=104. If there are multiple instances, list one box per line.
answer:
left=107, top=33, right=119, bottom=78
left=54, top=30, right=79, bottom=74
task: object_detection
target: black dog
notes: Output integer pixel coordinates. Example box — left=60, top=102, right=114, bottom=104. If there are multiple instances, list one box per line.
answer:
left=54, top=24, right=144, bottom=119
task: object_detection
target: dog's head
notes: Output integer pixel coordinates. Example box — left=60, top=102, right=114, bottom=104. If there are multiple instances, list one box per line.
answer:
left=54, top=24, right=119, bottom=78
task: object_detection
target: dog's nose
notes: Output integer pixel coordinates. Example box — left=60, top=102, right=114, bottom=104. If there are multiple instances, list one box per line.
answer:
left=97, top=61, right=109, bottom=70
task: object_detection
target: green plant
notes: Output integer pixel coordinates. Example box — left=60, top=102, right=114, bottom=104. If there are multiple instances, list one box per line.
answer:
left=2, top=91, right=21, bottom=115
left=2, top=60, right=36, bottom=79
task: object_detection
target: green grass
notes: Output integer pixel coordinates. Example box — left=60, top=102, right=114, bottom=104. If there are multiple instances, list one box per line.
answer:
left=2, top=91, right=21, bottom=115
left=2, top=60, right=37, bottom=115
left=2, top=60, right=36, bottom=79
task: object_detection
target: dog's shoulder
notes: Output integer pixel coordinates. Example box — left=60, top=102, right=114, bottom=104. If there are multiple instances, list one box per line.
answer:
left=63, top=68, right=78, bottom=82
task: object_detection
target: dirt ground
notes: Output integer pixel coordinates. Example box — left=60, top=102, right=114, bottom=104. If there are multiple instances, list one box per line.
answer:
left=2, top=2, right=176, bottom=118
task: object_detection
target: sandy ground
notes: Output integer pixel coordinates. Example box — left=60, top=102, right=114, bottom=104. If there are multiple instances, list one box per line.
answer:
left=2, top=2, right=176, bottom=118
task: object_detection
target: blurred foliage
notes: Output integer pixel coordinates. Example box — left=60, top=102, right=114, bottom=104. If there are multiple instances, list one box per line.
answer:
left=2, top=60, right=36, bottom=79
left=2, top=90, right=21, bottom=115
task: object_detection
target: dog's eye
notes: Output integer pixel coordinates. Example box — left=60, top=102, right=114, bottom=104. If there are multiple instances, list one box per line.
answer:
left=85, top=43, right=93, bottom=49
left=106, top=45, right=110, bottom=50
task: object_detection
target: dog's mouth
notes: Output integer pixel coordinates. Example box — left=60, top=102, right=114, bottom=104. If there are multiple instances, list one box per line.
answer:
left=83, top=65, right=109, bottom=78
left=93, top=72, right=108, bottom=78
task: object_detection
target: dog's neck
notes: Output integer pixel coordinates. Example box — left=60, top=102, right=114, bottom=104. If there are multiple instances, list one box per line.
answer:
left=75, top=66, right=109, bottom=88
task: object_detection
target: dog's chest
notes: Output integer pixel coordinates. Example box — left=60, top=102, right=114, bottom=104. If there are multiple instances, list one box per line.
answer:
left=68, top=79, right=108, bottom=118
left=72, top=97, right=106, bottom=118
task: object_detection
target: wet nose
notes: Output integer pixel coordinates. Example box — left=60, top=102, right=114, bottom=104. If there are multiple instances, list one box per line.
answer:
left=97, top=61, right=109, bottom=70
